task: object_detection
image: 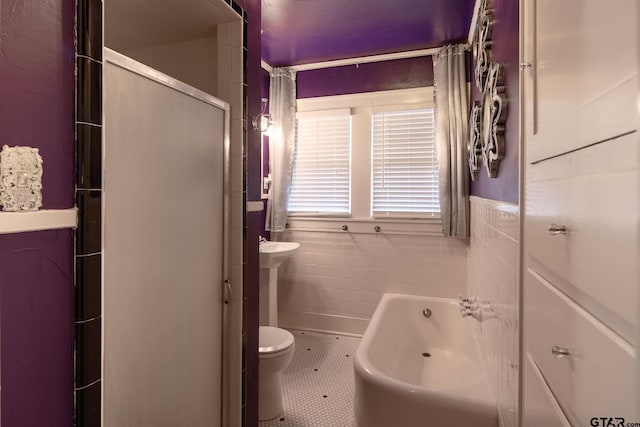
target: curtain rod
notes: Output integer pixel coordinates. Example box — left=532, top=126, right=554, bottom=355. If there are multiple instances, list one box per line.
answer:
left=261, top=44, right=470, bottom=73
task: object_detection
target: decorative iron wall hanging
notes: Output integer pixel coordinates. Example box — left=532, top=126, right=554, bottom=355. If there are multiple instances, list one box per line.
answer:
left=481, top=63, right=507, bottom=177
left=473, top=0, right=493, bottom=93
left=469, top=0, right=507, bottom=179
left=468, top=102, right=482, bottom=180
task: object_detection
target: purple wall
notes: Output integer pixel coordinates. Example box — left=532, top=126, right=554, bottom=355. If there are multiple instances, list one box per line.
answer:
left=0, top=230, right=75, bottom=427
left=297, top=56, right=434, bottom=98
left=0, top=1, right=76, bottom=425
left=0, top=0, right=76, bottom=209
left=260, top=68, right=271, bottom=239
left=469, top=0, right=519, bottom=203
left=236, top=0, right=262, bottom=424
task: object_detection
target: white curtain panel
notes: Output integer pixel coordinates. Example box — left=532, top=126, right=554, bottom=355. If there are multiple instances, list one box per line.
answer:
left=265, top=67, right=297, bottom=232
left=433, top=45, right=470, bottom=238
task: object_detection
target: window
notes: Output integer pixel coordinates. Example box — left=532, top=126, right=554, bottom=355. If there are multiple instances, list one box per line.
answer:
left=371, top=108, right=439, bottom=218
left=288, top=109, right=351, bottom=215
left=290, top=87, right=437, bottom=221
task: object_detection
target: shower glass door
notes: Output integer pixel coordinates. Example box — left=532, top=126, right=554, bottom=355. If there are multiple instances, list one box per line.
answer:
left=103, top=49, right=228, bottom=427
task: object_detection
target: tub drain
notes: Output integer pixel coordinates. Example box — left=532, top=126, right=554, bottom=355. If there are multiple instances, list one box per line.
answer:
left=421, top=352, right=431, bottom=358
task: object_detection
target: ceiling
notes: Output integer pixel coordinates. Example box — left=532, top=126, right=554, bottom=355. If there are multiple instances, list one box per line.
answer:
left=105, top=0, right=239, bottom=52
left=261, top=0, right=477, bottom=67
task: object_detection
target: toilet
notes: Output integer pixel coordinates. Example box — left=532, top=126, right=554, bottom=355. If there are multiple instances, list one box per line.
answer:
left=258, top=241, right=299, bottom=420
left=258, top=326, right=295, bottom=420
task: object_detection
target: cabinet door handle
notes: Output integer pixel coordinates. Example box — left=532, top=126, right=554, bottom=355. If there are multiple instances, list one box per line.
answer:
left=548, top=224, right=567, bottom=235
left=551, top=345, right=570, bottom=359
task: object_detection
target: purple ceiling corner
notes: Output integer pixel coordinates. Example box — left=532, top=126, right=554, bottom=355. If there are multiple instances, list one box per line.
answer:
left=261, top=0, right=476, bottom=66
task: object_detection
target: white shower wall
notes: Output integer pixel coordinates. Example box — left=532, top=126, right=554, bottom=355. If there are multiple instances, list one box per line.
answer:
left=467, top=196, right=520, bottom=427
left=123, top=36, right=218, bottom=96
left=276, top=227, right=467, bottom=334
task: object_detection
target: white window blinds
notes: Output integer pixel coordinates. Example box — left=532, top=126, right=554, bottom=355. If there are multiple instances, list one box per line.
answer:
left=288, top=109, right=351, bottom=214
left=371, top=108, right=440, bottom=218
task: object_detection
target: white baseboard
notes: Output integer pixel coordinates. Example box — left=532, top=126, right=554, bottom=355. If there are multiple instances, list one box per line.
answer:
left=278, top=311, right=369, bottom=337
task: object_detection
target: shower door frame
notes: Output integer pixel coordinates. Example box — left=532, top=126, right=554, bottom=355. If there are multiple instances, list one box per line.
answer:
left=102, top=47, right=231, bottom=426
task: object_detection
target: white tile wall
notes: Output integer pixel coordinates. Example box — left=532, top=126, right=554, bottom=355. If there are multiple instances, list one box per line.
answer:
left=276, top=229, right=468, bottom=334
left=216, top=19, right=245, bottom=427
left=124, top=36, right=218, bottom=96
left=468, top=196, right=520, bottom=427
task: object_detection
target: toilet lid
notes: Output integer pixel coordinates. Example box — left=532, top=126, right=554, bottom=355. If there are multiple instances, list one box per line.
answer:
left=259, top=326, right=295, bottom=354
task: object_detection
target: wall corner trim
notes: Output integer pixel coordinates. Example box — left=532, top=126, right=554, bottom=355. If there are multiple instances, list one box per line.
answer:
left=0, top=208, right=78, bottom=234
left=468, top=0, right=482, bottom=46
left=261, top=60, right=273, bottom=73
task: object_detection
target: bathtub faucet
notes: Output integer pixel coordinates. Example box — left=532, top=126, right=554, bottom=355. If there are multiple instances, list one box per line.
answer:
left=459, top=296, right=480, bottom=319
left=460, top=305, right=483, bottom=321
left=458, top=295, right=478, bottom=310
left=463, top=308, right=483, bottom=321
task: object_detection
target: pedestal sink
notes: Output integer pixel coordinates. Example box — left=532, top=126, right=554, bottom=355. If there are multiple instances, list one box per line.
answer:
left=259, top=241, right=300, bottom=326
left=259, top=241, right=301, bottom=268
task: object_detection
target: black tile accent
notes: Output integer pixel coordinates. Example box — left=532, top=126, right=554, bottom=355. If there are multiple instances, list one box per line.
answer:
left=243, top=163, right=247, bottom=192
left=75, top=317, right=102, bottom=388
left=76, top=190, right=102, bottom=255
left=242, top=48, right=248, bottom=75
left=242, top=324, right=247, bottom=357
left=242, top=20, right=248, bottom=45
left=77, top=0, right=102, bottom=61
left=75, top=254, right=102, bottom=321
left=76, top=123, right=102, bottom=190
left=231, top=1, right=243, bottom=17
left=241, top=351, right=246, bottom=404
left=77, top=57, right=102, bottom=125
left=75, top=380, right=101, bottom=427
left=76, top=1, right=104, bottom=424
left=243, top=94, right=248, bottom=127
left=239, top=5, right=252, bottom=423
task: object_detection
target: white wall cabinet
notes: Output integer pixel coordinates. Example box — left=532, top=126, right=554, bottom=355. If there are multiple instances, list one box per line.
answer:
left=522, top=354, right=571, bottom=427
left=522, top=0, right=637, bottom=163
left=522, top=0, right=639, bottom=425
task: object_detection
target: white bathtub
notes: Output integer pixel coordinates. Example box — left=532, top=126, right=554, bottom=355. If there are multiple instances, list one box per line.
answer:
left=354, top=293, right=498, bottom=427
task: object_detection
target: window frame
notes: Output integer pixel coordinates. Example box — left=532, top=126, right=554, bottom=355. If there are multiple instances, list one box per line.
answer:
left=370, top=106, right=439, bottom=219
left=292, top=87, right=438, bottom=223
left=288, top=108, right=353, bottom=217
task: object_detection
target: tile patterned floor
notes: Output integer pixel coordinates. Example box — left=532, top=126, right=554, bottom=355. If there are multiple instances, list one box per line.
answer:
left=259, top=330, right=361, bottom=427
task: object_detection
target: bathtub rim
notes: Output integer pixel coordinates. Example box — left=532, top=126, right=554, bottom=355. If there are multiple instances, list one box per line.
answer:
left=354, top=293, right=496, bottom=406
